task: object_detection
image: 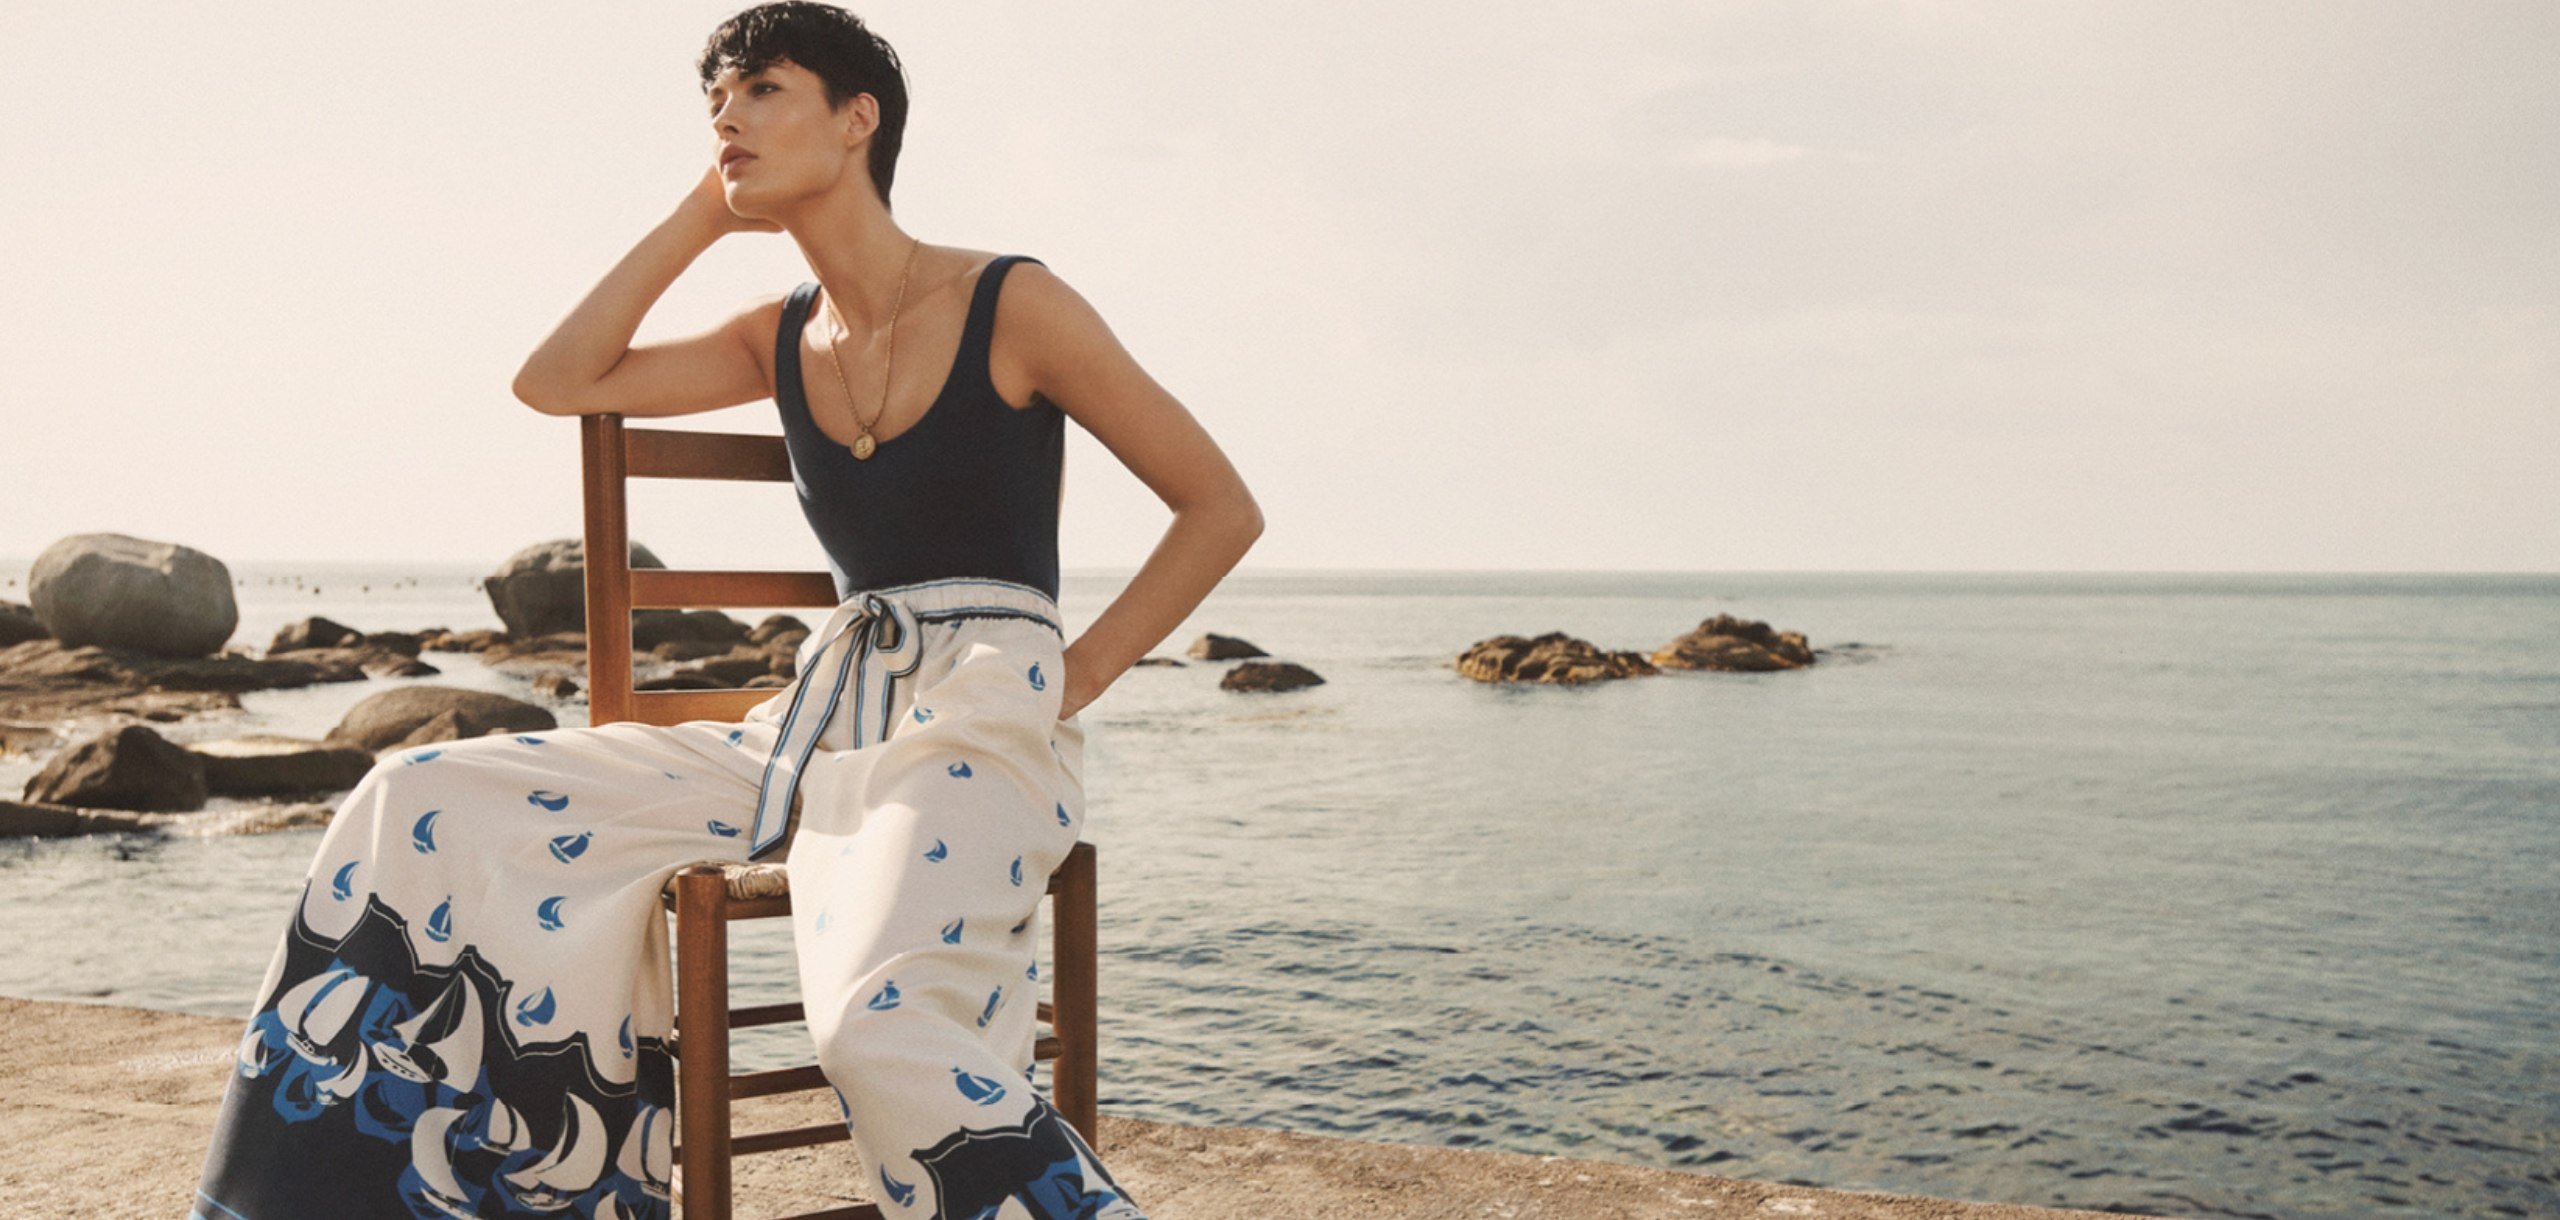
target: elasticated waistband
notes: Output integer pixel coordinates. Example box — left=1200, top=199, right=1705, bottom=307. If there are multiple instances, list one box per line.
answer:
left=845, top=575, right=1062, bottom=636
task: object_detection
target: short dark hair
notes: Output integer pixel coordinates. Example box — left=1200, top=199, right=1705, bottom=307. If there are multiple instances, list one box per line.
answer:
left=697, top=3, right=908, bottom=209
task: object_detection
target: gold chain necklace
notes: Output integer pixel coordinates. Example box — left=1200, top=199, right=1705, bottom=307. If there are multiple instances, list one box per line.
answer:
left=815, top=234, right=921, bottom=461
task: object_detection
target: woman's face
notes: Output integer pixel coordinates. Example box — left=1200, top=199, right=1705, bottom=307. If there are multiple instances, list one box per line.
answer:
left=705, top=59, right=871, bottom=215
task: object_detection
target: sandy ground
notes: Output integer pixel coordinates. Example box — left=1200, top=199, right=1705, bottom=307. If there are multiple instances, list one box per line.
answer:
left=0, top=995, right=2158, bottom=1219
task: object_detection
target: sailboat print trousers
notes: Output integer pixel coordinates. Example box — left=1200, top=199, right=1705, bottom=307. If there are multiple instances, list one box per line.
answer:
left=190, top=575, right=1148, bottom=1220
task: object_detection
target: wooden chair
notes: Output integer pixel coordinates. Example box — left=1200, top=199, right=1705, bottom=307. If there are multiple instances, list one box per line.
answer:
left=577, top=413, right=1101, bottom=1220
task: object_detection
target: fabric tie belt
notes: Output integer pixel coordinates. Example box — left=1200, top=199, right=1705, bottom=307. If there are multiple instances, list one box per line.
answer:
left=749, top=589, right=924, bottom=859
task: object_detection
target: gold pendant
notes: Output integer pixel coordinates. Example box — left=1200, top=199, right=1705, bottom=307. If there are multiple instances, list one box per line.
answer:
left=851, top=431, right=876, bottom=460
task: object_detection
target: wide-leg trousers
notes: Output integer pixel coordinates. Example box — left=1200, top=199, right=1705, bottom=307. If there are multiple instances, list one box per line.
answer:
left=189, top=575, right=1147, bottom=1220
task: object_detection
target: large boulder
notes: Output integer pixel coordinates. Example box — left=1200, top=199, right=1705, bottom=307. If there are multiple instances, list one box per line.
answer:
left=328, top=686, right=558, bottom=752
left=27, top=533, right=238, bottom=658
left=21, top=723, right=210, bottom=812
left=483, top=539, right=666, bottom=639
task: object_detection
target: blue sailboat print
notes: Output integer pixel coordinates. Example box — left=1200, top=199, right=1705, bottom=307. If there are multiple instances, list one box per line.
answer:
left=941, top=917, right=965, bottom=944
left=536, top=896, right=568, bottom=931
left=410, top=808, right=442, bottom=854
left=977, top=986, right=1003, bottom=1028
left=706, top=819, right=741, bottom=838
left=1026, top=661, right=1045, bottom=691
left=514, top=734, right=548, bottom=746
left=513, top=985, right=556, bottom=1028
left=867, top=980, right=903, bottom=1011
left=924, top=838, right=948, bottom=862
left=400, top=748, right=443, bottom=765
left=547, top=831, right=592, bottom=863
left=913, top=704, right=935, bottom=723
left=948, top=760, right=973, bottom=779
left=424, top=898, right=454, bottom=944
left=1010, top=855, right=1024, bottom=886
left=526, top=789, right=570, bottom=812
left=330, top=860, right=359, bottom=901
left=951, top=1066, right=1007, bottom=1105
left=881, top=1166, right=917, bottom=1207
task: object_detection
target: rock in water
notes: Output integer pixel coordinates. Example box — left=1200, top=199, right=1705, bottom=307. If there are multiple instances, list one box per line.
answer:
left=328, top=686, right=558, bottom=752
left=1456, top=632, right=1658, bottom=684
left=1188, top=633, right=1268, bottom=661
left=0, top=602, right=46, bottom=647
left=483, top=538, right=666, bottom=639
left=28, top=533, right=238, bottom=658
left=189, top=735, right=379, bottom=797
left=23, top=723, right=210, bottom=812
left=1651, top=614, right=1815, bottom=672
left=266, top=616, right=365, bottom=655
left=1219, top=660, right=1325, bottom=692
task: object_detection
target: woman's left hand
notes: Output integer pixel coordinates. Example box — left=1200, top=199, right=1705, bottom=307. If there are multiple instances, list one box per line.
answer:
left=1055, top=645, right=1102, bottom=721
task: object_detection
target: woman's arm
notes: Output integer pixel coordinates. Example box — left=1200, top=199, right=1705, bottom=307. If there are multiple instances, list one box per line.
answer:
left=511, top=167, right=781, bottom=419
left=1001, top=262, right=1266, bottom=720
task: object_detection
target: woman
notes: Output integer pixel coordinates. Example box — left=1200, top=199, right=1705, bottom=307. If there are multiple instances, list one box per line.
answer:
left=190, top=3, right=1262, bottom=1216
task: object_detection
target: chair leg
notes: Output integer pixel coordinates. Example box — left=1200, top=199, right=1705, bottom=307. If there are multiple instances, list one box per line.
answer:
left=1052, top=842, right=1099, bottom=1144
left=675, top=864, right=734, bottom=1220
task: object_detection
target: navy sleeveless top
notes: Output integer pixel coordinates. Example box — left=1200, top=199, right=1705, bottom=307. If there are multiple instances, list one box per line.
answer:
left=774, top=254, right=1063, bottom=602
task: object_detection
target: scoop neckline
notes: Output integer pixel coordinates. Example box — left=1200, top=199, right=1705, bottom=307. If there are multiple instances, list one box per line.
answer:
left=787, top=258, right=996, bottom=456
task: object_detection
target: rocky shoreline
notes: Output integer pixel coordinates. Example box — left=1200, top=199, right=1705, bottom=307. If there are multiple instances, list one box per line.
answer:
left=8, top=532, right=1842, bottom=841
left=0, top=995, right=2157, bottom=1219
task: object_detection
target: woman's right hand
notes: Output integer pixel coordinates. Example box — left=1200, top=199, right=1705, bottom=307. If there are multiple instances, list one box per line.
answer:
left=685, top=162, right=784, bottom=236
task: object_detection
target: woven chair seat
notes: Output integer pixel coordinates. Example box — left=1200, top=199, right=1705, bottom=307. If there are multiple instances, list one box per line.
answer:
left=662, top=859, right=793, bottom=903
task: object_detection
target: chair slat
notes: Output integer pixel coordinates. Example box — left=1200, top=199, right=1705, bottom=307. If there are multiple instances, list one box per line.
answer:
left=625, top=427, right=793, bottom=482
left=631, top=567, right=839, bottom=609
left=728, top=1000, right=804, bottom=1030
left=731, top=1119, right=849, bottom=1155
left=732, top=1062, right=834, bottom=1101
left=630, top=687, right=779, bottom=728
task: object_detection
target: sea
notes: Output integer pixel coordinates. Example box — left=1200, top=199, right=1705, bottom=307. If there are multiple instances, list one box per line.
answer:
left=2, top=560, right=2553, bottom=1220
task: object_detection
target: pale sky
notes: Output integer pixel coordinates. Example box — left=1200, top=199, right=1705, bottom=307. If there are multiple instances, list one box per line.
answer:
left=4, top=0, right=2553, bottom=574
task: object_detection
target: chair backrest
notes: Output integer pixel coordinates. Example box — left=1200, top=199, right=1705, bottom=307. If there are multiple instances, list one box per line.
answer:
left=577, top=414, right=839, bottom=728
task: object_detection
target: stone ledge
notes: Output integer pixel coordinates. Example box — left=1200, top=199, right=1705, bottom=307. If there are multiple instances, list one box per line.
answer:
left=0, top=994, right=2158, bottom=1220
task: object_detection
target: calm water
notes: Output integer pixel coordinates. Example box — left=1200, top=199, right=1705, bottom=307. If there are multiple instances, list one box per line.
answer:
left=4, top=561, right=2555, bottom=1220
